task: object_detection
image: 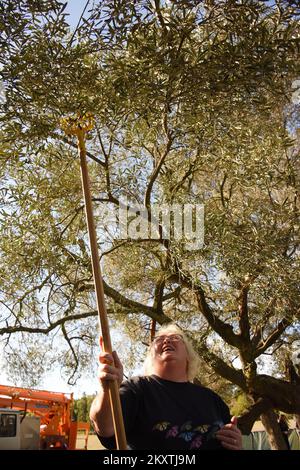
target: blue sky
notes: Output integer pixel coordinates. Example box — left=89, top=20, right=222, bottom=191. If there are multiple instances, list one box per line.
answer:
left=64, top=0, right=91, bottom=29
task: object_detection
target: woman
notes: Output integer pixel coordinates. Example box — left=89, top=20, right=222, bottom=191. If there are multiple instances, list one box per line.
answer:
left=90, top=323, right=242, bottom=450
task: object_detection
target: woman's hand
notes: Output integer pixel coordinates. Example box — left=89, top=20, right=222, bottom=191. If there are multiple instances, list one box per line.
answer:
left=216, top=416, right=243, bottom=450
left=97, top=336, right=123, bottom=389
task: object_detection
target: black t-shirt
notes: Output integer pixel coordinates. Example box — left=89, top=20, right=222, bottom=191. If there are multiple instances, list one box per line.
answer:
left=98, top=375, right=231, bottom=450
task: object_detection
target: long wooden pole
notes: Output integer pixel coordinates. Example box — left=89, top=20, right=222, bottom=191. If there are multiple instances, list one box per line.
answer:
left=76, top=128, right=127, bottom=450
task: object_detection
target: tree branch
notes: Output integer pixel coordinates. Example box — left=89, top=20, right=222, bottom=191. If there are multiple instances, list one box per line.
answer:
left=180, top=274, right=243, bottom=349
left=154, top=0, right=167, bottom=30
left=253, top=374, right=300, bottom=413
left=96, top=124, right=116, bottom=203
left=144, top=134, right=173, bottom=210
left=13, top=274, right=53, bottom=308
left=77, top=279, right=171, bottom=323
left=254, top=316, right=293, bottom=358
left=238, top=398, right=273, bottom=435
left=170, top=161, right=196, bottom=202
left=190, top=285, right=243, bottom=348
left=153, top=277, right=166, bottom=313
left=238, top=285, right=250, bottom=342
left=0, top=310, right=98, bottom=335
left=61, top=323, right=79, bottom=385
left=162, top=286, right=181, bottom=302
left=220, top=173, right=227, bottom=208
left=252, top=297, right=277, bottom=348
left=51, top=133, right=105, bottom=167
left=103, top=279, right=170, bottom=323
left=195, top=342, right=247, bottom=390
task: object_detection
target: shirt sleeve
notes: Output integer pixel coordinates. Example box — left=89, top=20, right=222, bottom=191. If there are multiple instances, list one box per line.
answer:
left=97, top=378, right=141, bottom=450
left=217, top=395, right=231, bottom=424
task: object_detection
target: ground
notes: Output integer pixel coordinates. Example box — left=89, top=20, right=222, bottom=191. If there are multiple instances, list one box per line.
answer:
left=76, top=433, right=104, bottom=450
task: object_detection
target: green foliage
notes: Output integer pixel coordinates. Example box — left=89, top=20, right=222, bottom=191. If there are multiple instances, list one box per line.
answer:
left=72, top=393, right=95, bottom=423
left=230, top=393, right=252, bottom=417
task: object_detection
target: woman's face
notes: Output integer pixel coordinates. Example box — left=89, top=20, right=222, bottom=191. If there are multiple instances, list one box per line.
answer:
left=151, top=333, right=189, bottom=373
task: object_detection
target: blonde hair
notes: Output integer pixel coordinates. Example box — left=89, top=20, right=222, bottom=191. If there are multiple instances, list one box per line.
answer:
left=143, top=323, right=200, bottom=382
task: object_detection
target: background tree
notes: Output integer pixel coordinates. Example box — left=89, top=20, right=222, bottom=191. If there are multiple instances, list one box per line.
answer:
left=1, top=0, right=300, bottom=448
left=73, top=393, right=95, bottom=424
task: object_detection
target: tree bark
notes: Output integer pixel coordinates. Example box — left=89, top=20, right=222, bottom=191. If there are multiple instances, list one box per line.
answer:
left=260, top=410, right=288, bottom=450
left=238, top=397, right=272, bottom=435
left=253, top=375, right=300, bottom=413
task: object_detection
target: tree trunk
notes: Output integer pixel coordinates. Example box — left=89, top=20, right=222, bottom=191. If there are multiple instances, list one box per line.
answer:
left=251, top=374, right=300, bottom=413
left=260, top=410, right=288, bottom=450
left=238, top=397, right=272, bottom=435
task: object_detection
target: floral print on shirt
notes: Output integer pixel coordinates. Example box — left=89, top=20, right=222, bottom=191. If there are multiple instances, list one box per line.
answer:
left=152, top=420, right=223, bottom=449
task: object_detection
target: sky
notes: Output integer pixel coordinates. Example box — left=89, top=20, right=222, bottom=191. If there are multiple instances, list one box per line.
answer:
left=64, top=0, right=92, bottom=30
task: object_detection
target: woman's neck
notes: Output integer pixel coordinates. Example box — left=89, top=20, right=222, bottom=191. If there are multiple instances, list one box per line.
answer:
left=152, top=366, right=188, bottom=383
